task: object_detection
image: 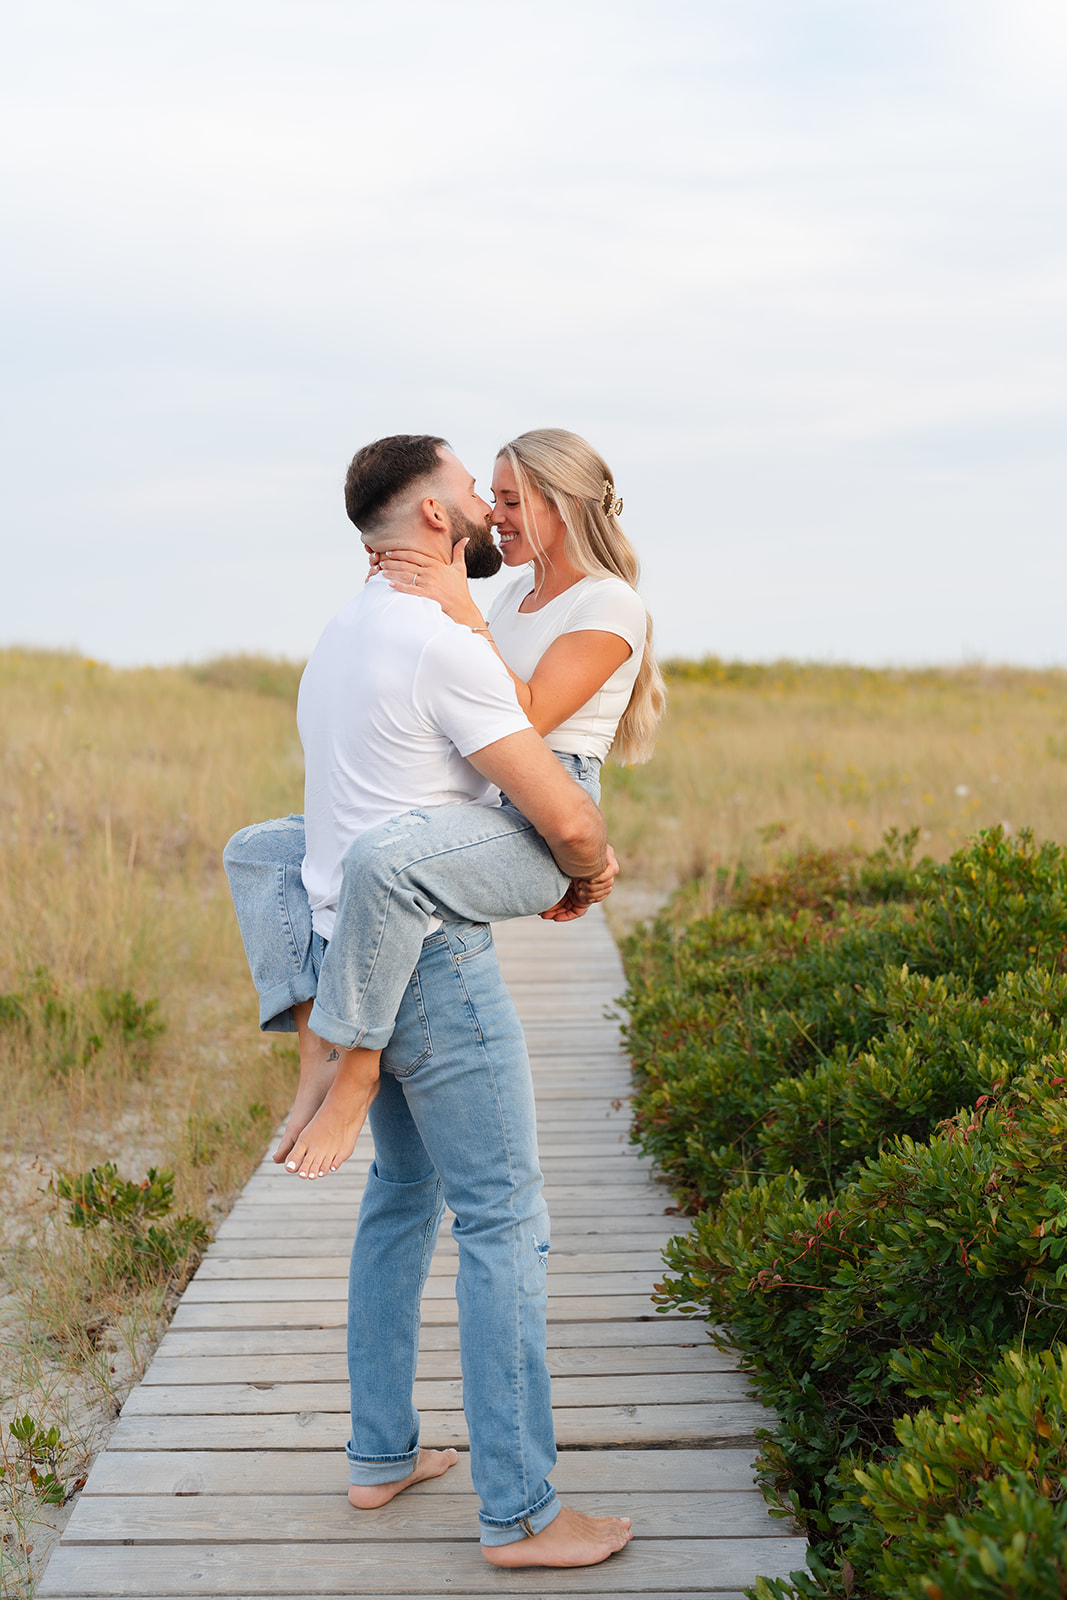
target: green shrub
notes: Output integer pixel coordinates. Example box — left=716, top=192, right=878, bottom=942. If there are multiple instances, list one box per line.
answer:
left=623, top=900, right=914, bottom=1205
left=658, top=1075, right=1067, bottom=1593
left=623, top=828, right=1067, bottom=1598
left=1, top=1415, right=68, bottom=1507
left=760, top=965, right=1067, bottom=1189
left=624, top=828, right=1067, bottom=1207
left=906, top=828, right=1067, bottom=992
left=732, top=829, right=924, bottom=917
left=54, top=1162, right=209, bottom=1288
left=842, top=1347, right=1067, bottom=1600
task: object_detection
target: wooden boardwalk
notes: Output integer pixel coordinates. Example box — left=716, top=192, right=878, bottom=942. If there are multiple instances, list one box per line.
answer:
left=41, top=907, right=805, bottom=1597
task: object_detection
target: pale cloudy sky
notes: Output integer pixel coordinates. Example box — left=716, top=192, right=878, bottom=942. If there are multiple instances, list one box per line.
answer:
left=4, top=0, right=1066, bottom=666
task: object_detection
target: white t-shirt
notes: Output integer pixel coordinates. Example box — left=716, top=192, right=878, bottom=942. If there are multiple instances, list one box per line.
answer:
left=298, top=576, right=531, bottom=938
left=486, top=573, right=647, bottom=761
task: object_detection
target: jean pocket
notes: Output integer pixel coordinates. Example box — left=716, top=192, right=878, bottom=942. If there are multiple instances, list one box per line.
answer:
left=446, top=922, right=493, bottom=962
left=383, top=966, right=434, bottom=1079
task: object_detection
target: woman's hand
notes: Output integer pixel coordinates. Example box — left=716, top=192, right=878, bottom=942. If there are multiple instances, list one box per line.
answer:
left=379, top=540, right=485, bottom=629
left=540, top=846, right=620, bottom=922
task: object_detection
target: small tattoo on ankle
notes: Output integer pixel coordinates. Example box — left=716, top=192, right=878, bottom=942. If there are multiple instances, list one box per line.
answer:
left=327, top=1049, right=339, bottom=1062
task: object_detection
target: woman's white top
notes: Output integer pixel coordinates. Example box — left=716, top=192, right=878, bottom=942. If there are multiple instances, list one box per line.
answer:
left=486, top=572, right=647, bottom=761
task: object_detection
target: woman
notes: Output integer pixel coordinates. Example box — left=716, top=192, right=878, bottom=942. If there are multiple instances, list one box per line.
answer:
left=224, top=428, right=665, bottom=1180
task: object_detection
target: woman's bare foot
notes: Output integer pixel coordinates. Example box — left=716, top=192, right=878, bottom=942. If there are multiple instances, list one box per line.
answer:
left=348, top=1448, right=459, bottom=1508
left=481, top=1504, right=633, bottom=1568
left=284, top=1046, right=381, bottom=1178
left=273, top=1003, right=341, bottom=1165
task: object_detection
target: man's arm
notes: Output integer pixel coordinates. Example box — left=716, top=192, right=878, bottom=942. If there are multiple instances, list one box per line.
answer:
left=466, top=728, right=607, bottom=881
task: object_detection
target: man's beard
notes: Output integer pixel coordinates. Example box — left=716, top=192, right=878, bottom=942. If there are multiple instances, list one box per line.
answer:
left=446, top=508, right=502, bottom=579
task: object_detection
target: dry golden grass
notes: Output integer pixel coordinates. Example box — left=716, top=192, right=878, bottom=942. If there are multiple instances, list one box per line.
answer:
left=0, top=648, right=304, bottom=1593
left=601, top=658, right=1067, bottom=926
left=0, top=648, right=304, bottom=1192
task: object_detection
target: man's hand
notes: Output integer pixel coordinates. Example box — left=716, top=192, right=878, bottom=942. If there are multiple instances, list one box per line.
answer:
left=540, top=846, right=619, bottom=922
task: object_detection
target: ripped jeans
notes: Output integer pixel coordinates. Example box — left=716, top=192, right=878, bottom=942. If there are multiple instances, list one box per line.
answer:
left=347, top=920, right=558, bottom=1544
left=222, top=753, right=602, bottom=1050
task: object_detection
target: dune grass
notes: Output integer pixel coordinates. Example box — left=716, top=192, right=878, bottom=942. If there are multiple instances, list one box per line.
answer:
left=601, top=657, right=1067, bottom=926
left=0, top=648, right=304, bottom=1594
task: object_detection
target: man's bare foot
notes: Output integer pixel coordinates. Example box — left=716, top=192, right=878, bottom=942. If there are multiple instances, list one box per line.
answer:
left=481, top=1504, right=633, bottom=1568
left=273, top=1003, right=341, bottom=1164
left=348, top=1448, right=459, bottom=1508
left=284, top=1045, right=381, bottom=1178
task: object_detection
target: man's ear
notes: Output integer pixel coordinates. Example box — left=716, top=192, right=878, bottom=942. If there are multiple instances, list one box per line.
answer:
left=419, top=495, right=448, bottom=533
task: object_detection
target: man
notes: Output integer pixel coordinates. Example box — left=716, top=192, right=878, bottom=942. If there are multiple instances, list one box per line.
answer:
left=231, top=435, right=632, bottom=1568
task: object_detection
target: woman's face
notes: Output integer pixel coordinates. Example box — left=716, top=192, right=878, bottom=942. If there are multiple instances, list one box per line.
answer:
left=490, top=459, right=567, bottom=568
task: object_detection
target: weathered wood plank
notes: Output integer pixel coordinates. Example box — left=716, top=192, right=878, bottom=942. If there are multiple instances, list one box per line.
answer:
left=63, top=1490, right=783, bottom=1543
left=230, top=1183, right=665, bottom=1206
left=168, top=1295, right=676, bottom=1329
left=194, top=1251, right=670, bottom=1279
left=142, top=1344, right=729, bottom=1387
left=214, top=1192, right=675, bottom=1220
left=240, top=1163, right=655, bottom=1194
left=81, top=1448, right=765, bottom=1498
left=236, top=1171, right=658, bottom=1189
left=35, top=1592, right=753, bottom=1600
left=205, top=1228, right=681, bottom=1254
left=179, top=1271, right=656, bottom=1302
left=122, top=1373, right=748, bottom=1416
left=38, top=1537, right=809, bottom=1595
left=106, top=1402, right=771, bottom=1452
left=154, top=1319, right=711, bottom=1360
left=254, top=1145, right=647, bottom=1168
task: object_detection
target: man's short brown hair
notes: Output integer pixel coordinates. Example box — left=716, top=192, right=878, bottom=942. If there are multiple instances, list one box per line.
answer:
left=344, top=435, right=449, bottom=533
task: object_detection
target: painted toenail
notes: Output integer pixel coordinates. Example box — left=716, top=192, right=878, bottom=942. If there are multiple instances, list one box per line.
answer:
left=286, top=1161, right=297, bottom=1170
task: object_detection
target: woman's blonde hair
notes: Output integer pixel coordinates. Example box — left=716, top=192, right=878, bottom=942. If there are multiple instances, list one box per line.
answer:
left=497, top=428, right=666, bottom=764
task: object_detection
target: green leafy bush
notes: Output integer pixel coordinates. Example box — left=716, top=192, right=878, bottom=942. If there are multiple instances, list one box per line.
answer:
left=1, top=1415, right=68, bottom=1507
left=623, top=827, right=1067, bottom=1598
left=622, top=900, right=914, bottom=1206
left=760, top=965, right=1067, bottom=1189
left=659, top=1076, right=1067, bottom=1519
left=909, top=830, right=1067, bottom=988
left=624, top=828, right=1067, bottom=1206
left=755, top=1347, right=1067, bottom=1600
left=54, top=1162, right=209, bottom=1287
left=854, top=1346, right=1067, bottom=1600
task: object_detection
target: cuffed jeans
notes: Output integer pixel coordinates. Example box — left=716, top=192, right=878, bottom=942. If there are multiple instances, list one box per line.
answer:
left=347, top=920, right=559, bottom=1544
left=222, top=753, right=601, bottom=1045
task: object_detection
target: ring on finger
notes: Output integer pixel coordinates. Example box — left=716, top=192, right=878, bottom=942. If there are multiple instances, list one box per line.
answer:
left=412, top=573, right=418, bottom=587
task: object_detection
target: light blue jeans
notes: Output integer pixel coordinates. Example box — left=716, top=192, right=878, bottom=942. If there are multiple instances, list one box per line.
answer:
left=345, top=921, right=558, bottom=1543
left=222, top=753, right=601, bottom=1048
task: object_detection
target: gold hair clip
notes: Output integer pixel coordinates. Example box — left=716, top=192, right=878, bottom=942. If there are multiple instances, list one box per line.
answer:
left=601, top=482, right=623, bottom=517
